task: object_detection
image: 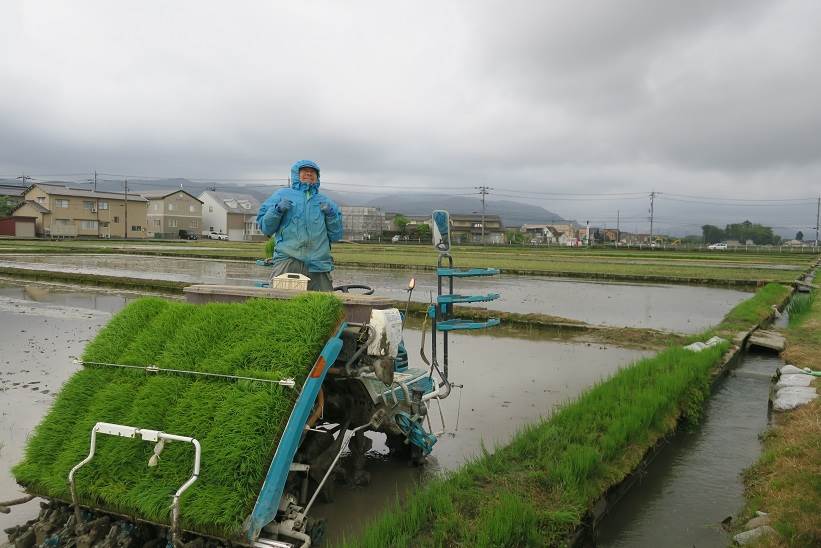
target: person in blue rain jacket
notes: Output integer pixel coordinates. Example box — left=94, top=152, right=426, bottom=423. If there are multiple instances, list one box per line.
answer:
left=257, top=160, right=343, bottom=291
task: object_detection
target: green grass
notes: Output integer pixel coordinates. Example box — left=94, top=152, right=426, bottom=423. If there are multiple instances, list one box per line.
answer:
left=342, top=344, right=728, bottom=547
left=715, top=282, right=792, bottom=335
left=786, top=290, right=816, bottom=327
left=13, top=294, right=343, bottom=538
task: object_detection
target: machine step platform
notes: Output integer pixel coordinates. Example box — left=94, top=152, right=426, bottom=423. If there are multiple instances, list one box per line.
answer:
left=436, top=267, right=500, bottom=277
left=436, top=318, right=500, bottom=331
left=437, top=293, right=500, bottom=305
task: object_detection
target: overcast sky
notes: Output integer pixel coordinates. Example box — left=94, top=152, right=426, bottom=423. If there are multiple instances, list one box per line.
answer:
left=1, top=1, right=820, bottom=235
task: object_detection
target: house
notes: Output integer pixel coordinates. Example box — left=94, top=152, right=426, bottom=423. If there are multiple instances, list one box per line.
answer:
left=14, top=183, right=148, bottom=238
left=141, top=189, right=204, bottom=239
left=0, top=216, right=36, bottom=238
left=602, top=228, right=620, bottom=242
left=199, top=190, right=264, bottom=241
left=340, top=206, right=384, bottom=240
left=520, top=224, right=559, bottom=244
left=450, top=214, right=505, bottom=244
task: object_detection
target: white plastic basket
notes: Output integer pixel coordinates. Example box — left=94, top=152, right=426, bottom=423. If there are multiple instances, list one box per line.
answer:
left=271, top=273, right=310, bottom=291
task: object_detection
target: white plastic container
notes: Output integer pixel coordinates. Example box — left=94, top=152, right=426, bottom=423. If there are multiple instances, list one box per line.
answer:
left=270, top=273, right=310, bottom=291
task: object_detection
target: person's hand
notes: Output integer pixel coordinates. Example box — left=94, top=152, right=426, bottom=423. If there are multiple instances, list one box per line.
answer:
left=320, top=203, right=337, bottom=217
left=275, top=199, right=293, bottom=214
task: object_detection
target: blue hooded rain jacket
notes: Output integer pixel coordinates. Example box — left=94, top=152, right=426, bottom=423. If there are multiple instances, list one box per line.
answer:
left=257, top=160, right=343, bottom=273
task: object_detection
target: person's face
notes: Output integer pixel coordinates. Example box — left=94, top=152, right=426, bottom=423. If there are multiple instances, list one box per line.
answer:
left=299, top=167, right=318, bottom=184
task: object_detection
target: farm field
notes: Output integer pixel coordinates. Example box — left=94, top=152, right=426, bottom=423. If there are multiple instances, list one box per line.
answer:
left=0, top=239, right=816, bottom=285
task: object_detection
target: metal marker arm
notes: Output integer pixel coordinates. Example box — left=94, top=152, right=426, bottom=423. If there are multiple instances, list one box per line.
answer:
left=68, top=422, right=201, bottom=547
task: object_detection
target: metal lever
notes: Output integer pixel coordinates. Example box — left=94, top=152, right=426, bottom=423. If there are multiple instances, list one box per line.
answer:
left=68, top=422, right=201, bottom=547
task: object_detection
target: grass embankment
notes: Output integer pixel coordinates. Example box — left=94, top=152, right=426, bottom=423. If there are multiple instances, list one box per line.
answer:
left=13, top=294, right=343, bottom=538
left=713, top=282, right=793, bottom=338
left=0, top=239, right=814, bottom=285
left=738, top=288, right=820, bottom=547
left=343, top=285, right=790, bottom=547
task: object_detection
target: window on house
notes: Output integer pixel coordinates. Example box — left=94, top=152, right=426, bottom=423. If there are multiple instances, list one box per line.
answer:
left=153, top=202, right=161, bottom=211
left=189, top=204, right=196, bottom=213
left=98, top=201, right=109, bottom=210
left=83, top=201, right=94, bottom=210
left=169, top=219, right=177, bottom=228
left=208, top=206, right=213, bottom=212
left=54, top=219, right=73, bottom=226
left=210, top=226, right=214, bottom=232
left=113, top=216, right=120, bottom=223
left=55, top=199, right=69, bottom=208
left=79, top=220, right=98, bottom=230
left=190, top=219, right=199, bottom=228
left=168, top=203, right=176, bottom=211
left=153, top=219, right=161, bottom=228
left=131, top=225, right=142, bottom=232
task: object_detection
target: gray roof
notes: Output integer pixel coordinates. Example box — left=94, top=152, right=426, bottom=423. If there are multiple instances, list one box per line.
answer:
left=0, top=183, right=26, bottom=197
left=200, top=190, right=260, bottom=214
left=31, top=183, right=148, bottom=202
left=139, top=189, right=204, bottom=203
left=14, top=200, right=51, bottom=214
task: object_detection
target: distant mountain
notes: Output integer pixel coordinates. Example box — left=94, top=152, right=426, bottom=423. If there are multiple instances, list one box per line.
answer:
left=360, top=193, right=565, bottom=227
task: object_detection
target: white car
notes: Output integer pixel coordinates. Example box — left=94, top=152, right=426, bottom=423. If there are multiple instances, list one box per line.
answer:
left=208, top=232, right=229, bottom=241
left=708, top=242, right=728, bottom=250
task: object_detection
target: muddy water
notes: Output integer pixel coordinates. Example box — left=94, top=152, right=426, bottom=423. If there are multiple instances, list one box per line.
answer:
left=0, top=282, right=650, bottom=542
left=595, top=352, right=778, bottom=547
left=0, top=254, right=750, bottom=332
left=0, top=287, right=114, bottom=531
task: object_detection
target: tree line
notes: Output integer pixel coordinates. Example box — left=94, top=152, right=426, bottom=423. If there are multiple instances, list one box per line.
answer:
left=701, top=220, right=781, bottom=245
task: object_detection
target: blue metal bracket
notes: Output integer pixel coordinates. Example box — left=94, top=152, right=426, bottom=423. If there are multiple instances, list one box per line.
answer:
left=437, top=293, right=500, bottom=305
left=436, top=318, right=500, bottom=331
left=244, top=323, right=347, bottom=542
left=436, top=267, right=500, bottom=277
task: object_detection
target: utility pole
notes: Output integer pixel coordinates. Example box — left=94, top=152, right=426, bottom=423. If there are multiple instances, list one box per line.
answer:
left=16, top=174, right=33, bottom=187
left=816, top=195, right=820, bottom=248
left=123, top=178, right=128, bottom=239
left=93, top=170, right=97, bottom=192
left=649, top=191, right=656, bottom=242
left=616, top=209, right=620, bottom=245
left=475, top=185, right=492, bottom=244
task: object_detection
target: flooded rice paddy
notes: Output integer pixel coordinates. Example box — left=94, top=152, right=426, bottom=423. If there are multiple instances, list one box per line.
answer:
left=0, top=282, right=650, bottom=540
left=596, top=352, right=778, bottom=548
left=0, top=254, right=751, bottom=332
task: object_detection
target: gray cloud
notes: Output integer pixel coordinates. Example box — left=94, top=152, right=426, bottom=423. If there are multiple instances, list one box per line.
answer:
left=1, top=0, right=820, bottom=233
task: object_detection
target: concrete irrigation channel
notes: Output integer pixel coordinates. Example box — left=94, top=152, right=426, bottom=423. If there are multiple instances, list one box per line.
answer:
left=0, top=259, right=811, bottom=546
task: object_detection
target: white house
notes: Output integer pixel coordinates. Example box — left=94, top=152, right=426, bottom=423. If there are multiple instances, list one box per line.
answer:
left=198, top=190, right=265, bottom=241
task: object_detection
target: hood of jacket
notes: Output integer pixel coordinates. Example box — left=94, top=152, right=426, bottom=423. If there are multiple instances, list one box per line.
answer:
left=290, top=159, right=321, bottom=194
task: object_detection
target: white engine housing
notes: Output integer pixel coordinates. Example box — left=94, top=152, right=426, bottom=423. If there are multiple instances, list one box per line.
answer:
left=366, top=308, right=403, bottom=359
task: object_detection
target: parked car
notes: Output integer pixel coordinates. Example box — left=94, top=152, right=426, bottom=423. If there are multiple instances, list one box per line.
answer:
left=208, top=232, right=229, bottom=241
left=391, top=235, right=401, bottom=243
left=178, top=230, right=198, bottom=240
left=707, top=242, right=728, bottom=250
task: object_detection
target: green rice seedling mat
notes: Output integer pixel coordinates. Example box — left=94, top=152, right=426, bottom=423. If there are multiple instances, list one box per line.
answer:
left=13, top=294, right=343, bottom=538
